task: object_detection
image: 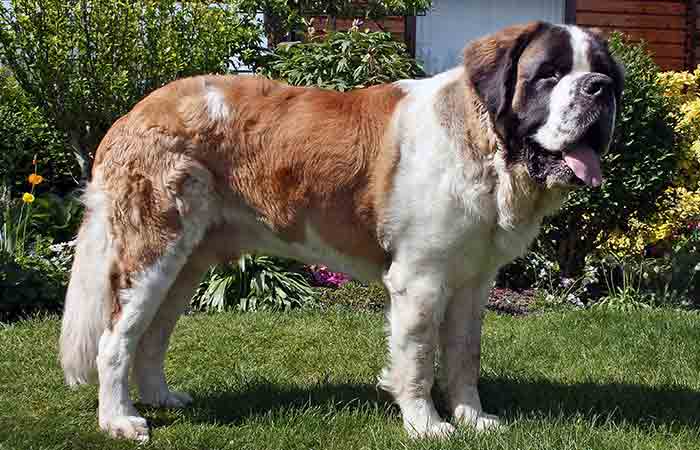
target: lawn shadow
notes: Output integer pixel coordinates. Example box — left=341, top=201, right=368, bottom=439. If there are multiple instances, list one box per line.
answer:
left=480, top=376, right=700, bottom=429
left=159, top=376, right=700, bottom=431
left=153, top=380, right=396, bottom=428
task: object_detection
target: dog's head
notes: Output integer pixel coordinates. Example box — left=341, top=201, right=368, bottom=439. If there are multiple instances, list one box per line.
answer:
left=464, top=22, right=623, bottom=188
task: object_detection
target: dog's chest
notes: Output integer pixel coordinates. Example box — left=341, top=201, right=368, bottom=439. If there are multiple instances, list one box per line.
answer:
left=451, top=195, right=542, bottom=279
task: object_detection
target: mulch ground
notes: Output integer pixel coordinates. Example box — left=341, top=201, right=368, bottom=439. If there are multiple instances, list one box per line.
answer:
left=487, top=288, right=537, bottom=315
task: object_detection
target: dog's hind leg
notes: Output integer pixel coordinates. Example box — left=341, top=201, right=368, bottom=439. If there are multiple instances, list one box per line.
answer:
left=132, top=255, right=211, bottom=408
left=96, top=158, right=214, bottom=442
left=98, top=246, right=192, bottom=441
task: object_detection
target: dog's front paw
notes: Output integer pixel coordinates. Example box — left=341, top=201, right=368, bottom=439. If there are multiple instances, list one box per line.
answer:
left=474, top=413, right=502, bottom=431
left=405, top=420, right=456, bottom=439
left=454, top=405, right=503, bottom=432
left=100, top=415, right=150, bottom=442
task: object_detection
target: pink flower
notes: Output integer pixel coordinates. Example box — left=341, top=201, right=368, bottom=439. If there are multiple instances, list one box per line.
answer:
left=306, top=265, right=351, bottom=288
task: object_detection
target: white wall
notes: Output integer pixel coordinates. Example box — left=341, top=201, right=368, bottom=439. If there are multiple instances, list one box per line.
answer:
left=416, top=0, right=565, bottom=75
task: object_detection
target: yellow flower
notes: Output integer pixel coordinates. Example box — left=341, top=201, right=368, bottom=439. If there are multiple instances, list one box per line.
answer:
left=27, top=173, right=44, bottom=185
left=22, top=192, right=35, bottom=203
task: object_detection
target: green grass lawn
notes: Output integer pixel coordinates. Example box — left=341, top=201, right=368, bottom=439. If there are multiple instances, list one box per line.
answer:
left=1, top=307, right=700, bottom=450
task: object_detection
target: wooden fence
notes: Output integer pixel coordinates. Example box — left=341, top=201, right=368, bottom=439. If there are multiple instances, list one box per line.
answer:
left=575, top=0, right=691, bottom=70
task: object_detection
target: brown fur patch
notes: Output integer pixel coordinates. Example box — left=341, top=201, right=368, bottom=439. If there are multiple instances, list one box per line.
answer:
left=434, top=74, right=501, bottom=160
left=463, top=22, right=544, bottom=82
left=92, top=75, right=407, bottom=319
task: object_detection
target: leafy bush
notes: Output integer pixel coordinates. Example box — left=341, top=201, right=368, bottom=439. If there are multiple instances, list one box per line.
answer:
left=317, top=281, right=386, bottom=311
left=589, top=61, right=700, bottom=307
left=26, top=192, right=83, bottom=244
left=234, top=0, right=432, bottom=47
left=601, top=67, right=700, bottom=256
left=291, top=0, right=431, bottom=18
left=0, top=235, right=74, bottom=315
left=260, top=29, right=423, bottom=91
left=654, top=231, right=700, bottom=304
left=0, top=69, right=78, bottom=195
left=191, top=254, right=317, bottom=312
left=0, top=0, right=264, bottom=179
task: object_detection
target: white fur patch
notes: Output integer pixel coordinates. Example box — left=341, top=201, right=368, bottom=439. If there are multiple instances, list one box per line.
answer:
left=566, top=25, right=593, bottom=73
left=96, top=242, right=190, bottom=442
left=289, top=223, right=380, bottom=281
left=205, top=83, right=229, bottom=121
left=377, top=66, right=560, bottom=436
left=59, top=176, right=114, bottom=386
left=394, top=67, right=464, bottom=99
left=534, top=26, right=594, bottom=151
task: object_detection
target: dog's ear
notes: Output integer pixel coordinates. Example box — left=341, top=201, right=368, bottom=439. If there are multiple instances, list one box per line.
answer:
left=463, top=21, right=545, bottom=122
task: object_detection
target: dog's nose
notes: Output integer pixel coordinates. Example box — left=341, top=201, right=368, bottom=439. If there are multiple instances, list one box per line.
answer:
left=582, top=74, right=613, bottom=98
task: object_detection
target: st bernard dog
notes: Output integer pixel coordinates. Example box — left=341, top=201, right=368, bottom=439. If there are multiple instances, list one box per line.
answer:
left=59, top=21, right=623, bottom=441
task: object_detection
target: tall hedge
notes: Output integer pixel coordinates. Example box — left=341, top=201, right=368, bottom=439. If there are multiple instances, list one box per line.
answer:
left=0, top=0, right=264, bottom=180
left=0, top=68, right=78, bottom=195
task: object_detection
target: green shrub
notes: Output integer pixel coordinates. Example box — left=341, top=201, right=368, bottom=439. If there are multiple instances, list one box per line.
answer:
left=0, top=236, right=73, bottom=315
left=1, top=164, right=79, bottom=315
left=291, top=0, right=431, bottom=18
left=0, top=69, right=78, bottom=195
left=26, top=192, right=83, bottom=244
left=259, top=29, right=423, bottom=91
left=317, top=281, right=386, bottom=311
left=234, top=1, right=432, bottom=47
left=638, top=232, right=700, bottom=306
left=191, top=254, right=317, bottom=312
left=0, top=0, right=264, bottom=179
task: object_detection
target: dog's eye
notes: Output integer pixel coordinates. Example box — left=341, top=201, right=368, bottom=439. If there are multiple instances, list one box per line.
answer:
left=537, top=65, right=561, bottom=81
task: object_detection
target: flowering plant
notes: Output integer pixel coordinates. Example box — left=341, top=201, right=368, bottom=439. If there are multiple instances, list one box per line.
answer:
left=305, top=264, right=351, bottom=288
left=600, top=67, right=700, bottom=257
left=1, top=156, right=44, bottom=255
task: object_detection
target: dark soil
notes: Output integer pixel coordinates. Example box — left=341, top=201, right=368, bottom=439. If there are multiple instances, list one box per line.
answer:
left=487, top=288, right=537, bottom=315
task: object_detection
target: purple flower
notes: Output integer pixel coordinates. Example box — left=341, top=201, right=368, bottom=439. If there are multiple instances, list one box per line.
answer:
left=306, top=265, right=351, bottom=288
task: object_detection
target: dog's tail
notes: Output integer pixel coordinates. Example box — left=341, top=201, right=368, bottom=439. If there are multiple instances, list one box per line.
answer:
left=59, top=181, right=114, bottom=387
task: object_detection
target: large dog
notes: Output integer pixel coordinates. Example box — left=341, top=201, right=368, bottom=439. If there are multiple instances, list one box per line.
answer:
left=59, top=21, right=623, bottom=441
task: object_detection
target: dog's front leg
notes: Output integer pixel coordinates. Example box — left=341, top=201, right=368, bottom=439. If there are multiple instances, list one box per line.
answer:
left=439, top=280, right=501, bottom=431
left=379, top=262, right=454, bottom=438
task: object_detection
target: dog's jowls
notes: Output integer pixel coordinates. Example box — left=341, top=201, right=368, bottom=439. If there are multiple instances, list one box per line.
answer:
left=59, top=21, right=623, bottom=441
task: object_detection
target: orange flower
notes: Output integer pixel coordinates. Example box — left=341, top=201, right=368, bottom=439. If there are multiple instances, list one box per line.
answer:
left=22, top=192, right=35, bottom=203
left=28, top=173, right=44, bottom=185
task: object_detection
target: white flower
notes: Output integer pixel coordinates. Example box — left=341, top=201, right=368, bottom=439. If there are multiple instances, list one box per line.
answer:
left=350, top=18, right=364, bottom=32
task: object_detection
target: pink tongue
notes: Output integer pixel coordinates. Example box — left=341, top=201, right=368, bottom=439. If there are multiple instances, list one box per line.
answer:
left=563, top=145, right=602, bottom=187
